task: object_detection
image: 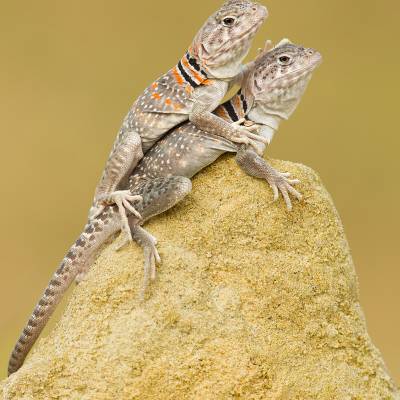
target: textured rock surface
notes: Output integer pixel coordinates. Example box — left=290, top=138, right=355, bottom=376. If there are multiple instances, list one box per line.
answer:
left=1, top=157, right=398, bottom=400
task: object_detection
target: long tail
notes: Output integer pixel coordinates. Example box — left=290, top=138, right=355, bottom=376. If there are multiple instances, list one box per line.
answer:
left=7, top=208, right=120, bottom=376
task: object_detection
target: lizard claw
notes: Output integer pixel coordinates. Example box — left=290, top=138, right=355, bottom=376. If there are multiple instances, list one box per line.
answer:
left=118, top=222, right=161, bottom=301
left=266, top=170, right=302, bottom=211
left=232, top=119, right=260, bottom=132
left=230, top=120, right=266, bottom=154
left=231, top=118, right=247, bottom=126
left=139, top=239, right=161, bottom=301
left=233, top=132, right=267, bottom=156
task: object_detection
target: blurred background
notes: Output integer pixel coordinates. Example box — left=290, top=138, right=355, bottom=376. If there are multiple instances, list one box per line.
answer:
left=0, top=0, right=399, bottom=383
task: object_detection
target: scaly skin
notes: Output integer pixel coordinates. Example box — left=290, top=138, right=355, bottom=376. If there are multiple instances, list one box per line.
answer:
left=7, top=40, right=322, bottom=376
left=90, top=0, right=268, bottom=239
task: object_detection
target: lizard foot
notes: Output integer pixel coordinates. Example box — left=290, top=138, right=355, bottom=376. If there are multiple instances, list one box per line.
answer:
left=139, top=237, right=161, bottom=301
left=116, top=223, right=161, bottom=300
left=94, top=190, right=143, bottom=242
left=231, top=119, right=267, bottom=156
left=266, top=169, right=302, bottom=211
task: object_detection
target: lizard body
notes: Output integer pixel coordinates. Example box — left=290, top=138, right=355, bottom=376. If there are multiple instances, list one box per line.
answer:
left=91, top=0, right=268, bottom=238
left=8, top=40, right=321, bottom=376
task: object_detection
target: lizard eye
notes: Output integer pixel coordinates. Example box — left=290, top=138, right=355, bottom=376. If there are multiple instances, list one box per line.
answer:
left=278, top=54, right=293, bottom=66
left=222, top=16, right=236, bottom=27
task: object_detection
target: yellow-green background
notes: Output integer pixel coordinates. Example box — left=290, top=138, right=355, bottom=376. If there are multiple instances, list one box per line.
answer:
left=0, top=0, right=399, bottom=383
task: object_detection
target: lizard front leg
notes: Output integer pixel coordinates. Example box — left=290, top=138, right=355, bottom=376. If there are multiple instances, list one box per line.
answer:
left=189, top=82, right=268, bottom=152
left=118, top=176, right=193, bottom=299
left=90, top=131, right=144, bottom=239
left=236, top=146, right=302, bottom=211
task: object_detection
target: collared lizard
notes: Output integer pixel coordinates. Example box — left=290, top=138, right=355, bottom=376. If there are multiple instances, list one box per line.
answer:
left=90, top=0, right=268, bottom=239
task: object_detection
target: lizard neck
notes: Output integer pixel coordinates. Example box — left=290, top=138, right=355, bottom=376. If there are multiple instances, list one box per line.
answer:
left=214, top=90, right=249, bottom=123
left=202, top=46, right=250, bottom=81
left=247, top=103, right=283, bottom=146
left=247, top=103, right=282, bottom=130
left=190, top=37, right=247, bottom=81
left=172, top=50, right=211, bottom=89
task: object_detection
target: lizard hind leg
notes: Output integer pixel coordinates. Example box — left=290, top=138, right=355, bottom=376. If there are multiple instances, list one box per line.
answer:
left=89, top=130, right=144, bottom=239
left=130, top=225, right=161, bottom=300
left=139, top=176, right=193, bottom=221
left=124, top=176, right=192, bottom=299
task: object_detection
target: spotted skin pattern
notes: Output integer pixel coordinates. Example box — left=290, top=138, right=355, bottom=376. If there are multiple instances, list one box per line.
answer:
left=90, top=0, right=268, bottom=235
left=7, top=41, right=322, bottom=376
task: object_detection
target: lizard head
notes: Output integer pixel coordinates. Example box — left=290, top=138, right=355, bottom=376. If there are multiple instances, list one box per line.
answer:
left=191, top=0, right=268, bottom=80
left=245, top=39, right=322, bottom=120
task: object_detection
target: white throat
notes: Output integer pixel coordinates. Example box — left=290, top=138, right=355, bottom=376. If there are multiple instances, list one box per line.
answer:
left=247, top=105, right=282, bottom=146
left=204, top=46, right=250, bottom=80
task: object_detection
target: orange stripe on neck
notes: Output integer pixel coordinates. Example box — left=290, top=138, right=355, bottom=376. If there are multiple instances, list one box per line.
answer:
left=215, top=106, right=229, bottom=121
left=234, top=95, right=243, bottom=117
left=172, top=67, right=184, bottom=86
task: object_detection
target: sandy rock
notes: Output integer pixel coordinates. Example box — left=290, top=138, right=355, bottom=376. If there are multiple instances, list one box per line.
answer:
left=1, top=157, right=398, bottom=400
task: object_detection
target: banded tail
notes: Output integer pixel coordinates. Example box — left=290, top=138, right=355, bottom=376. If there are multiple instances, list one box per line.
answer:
left=7, top=208, right=120, bottom=376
